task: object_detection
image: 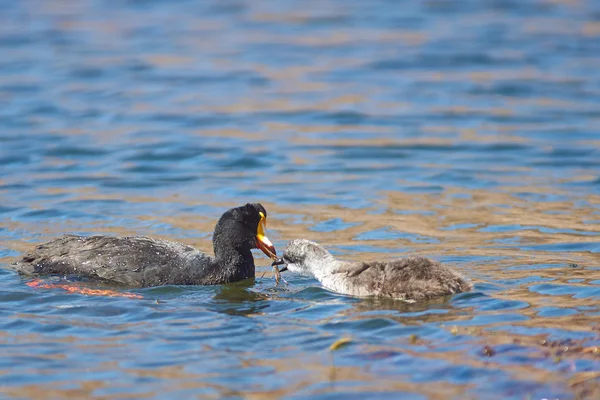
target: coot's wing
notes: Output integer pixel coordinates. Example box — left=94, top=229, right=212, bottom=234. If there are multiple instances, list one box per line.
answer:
left=11, top=234, right=215, bottom=287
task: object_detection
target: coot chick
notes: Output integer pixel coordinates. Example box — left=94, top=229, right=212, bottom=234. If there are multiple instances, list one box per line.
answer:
left=272, top=239, right=471, bottom=301
left=12, top=203, right=277, bottom=287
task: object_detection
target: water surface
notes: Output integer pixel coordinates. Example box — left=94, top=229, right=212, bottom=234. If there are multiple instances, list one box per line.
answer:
left=1, top=0, right=600, bottom=398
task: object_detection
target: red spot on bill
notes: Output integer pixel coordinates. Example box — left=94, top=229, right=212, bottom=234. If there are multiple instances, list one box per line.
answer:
left=26, top=278, right=143, bottom=299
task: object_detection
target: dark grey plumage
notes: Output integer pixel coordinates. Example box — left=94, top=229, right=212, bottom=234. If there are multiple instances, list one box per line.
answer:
left=10, top=203, right=275, bottom=287
left=275, top=239, right=472, bottom=301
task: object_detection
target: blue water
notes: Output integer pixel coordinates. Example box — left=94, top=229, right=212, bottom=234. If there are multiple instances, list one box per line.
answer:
left=1, top=0, right=600, bottom=398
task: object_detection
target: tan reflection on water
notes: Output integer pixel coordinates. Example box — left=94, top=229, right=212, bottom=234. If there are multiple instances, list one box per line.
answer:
left=4, top=182, right=598, bottom=282
left=1, top=324, right=598, bottom=399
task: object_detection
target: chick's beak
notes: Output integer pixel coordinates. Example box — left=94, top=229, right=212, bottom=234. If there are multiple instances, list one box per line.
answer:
left=271, top=258, right=285, bottom=266
left=271, top=257, right=287, bottom=272
left=256, top=213, right=277, bottom=259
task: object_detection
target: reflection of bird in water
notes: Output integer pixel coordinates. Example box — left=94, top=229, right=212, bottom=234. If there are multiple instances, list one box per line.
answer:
left=212, top=279, right=273, bottom=317
left=273, top=239, right=471, bottom=301
left=12, top=203, right=277, bottom=287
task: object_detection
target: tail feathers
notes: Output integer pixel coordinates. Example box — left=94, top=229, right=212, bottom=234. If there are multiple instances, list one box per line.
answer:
left=446, top=272, right=472, bottom=295
left=11, top=251, right=49, bottom=275
left=11, top=234, right=81, bottom=276
left=11, top=259, right=39, bottom=275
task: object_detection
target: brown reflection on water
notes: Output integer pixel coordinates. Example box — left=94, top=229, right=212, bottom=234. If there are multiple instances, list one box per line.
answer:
left=2, top=195, right=599, bottom=398
left=2, top=327, right=597, bottom=399
left=5, top=182, right=598, bottom=292
left=0, top=328, right=470, bottom=399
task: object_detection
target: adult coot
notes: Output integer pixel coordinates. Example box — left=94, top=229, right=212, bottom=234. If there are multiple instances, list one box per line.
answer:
left=12, top=203, right=276, bottom=287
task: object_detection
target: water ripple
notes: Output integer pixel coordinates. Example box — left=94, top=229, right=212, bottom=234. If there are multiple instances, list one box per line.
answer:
left=1, top=0, right=600, bottom=398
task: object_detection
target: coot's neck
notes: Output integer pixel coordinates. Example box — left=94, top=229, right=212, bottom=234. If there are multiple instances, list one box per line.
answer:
left=213, top=242, right=255, bottom=283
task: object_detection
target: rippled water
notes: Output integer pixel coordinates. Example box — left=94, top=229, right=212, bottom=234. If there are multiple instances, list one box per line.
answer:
left=1, top=0, right=600, bottom=398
